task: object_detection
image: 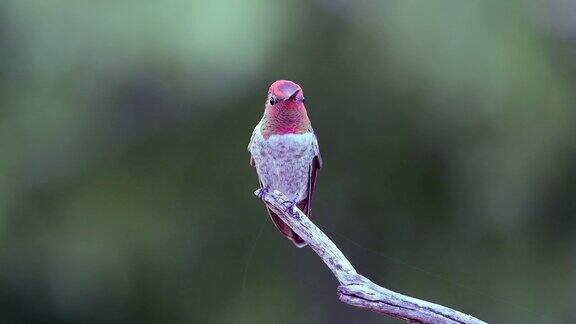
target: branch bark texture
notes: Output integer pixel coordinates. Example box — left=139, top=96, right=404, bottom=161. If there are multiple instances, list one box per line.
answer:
left=255, top=189, right=486, bottom=324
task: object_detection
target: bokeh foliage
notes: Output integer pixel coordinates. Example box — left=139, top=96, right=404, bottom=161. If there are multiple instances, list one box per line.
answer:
left=1, top=1, right=575, bottom=323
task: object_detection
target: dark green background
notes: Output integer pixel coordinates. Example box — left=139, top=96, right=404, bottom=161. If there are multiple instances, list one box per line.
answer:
left=1, top=1, right=575, bottom=323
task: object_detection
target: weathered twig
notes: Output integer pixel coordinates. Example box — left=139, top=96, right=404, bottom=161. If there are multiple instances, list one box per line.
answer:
left=254, top=189, right=486, bottom=324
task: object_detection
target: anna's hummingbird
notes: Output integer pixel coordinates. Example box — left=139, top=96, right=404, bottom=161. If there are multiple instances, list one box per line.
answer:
left=248, top=80, right=322, bottom=247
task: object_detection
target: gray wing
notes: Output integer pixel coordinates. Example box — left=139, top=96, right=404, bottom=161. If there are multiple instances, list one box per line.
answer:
left=248, top=123, right=260, bottom=166
left=298, top=133, right=322, bottom=218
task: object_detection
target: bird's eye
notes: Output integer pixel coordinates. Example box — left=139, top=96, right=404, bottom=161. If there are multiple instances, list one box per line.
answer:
left=269, top=97, right=277, bottom=105
left=301, top=96, right=306, bottom=102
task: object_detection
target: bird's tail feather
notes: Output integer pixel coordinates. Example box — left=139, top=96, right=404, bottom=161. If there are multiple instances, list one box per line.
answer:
left=265, top=205, right=308, bottom=248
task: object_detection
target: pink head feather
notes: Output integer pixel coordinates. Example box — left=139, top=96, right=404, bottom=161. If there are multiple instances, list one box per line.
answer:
left=261, top=80, right=311, bottom=137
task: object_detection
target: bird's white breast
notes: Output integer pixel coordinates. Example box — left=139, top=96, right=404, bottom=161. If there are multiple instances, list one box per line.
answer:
left=248, top=123, right=316, bottom=201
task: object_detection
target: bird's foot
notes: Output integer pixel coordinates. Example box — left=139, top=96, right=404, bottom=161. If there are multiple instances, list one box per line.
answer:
left=257, top=186, right=269, bottom=200
left=281, top=200, right=297, bottom=213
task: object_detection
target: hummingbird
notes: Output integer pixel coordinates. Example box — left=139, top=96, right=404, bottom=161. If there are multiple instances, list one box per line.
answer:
left=248, top=80, right=322, bottom=247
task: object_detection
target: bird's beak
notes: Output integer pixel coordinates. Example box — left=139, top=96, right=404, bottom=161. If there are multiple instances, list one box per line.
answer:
left=285, top=89, right=300, bottom=101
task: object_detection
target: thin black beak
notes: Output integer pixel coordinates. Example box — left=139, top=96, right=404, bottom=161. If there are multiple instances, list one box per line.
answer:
left=285, top=89, right=300, bottom=101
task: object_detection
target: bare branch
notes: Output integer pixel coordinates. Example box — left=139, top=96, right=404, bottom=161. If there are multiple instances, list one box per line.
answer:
left=255, top=189, right=487, bottom=324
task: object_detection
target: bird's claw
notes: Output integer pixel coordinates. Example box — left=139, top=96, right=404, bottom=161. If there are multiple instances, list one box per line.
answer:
left=281, top=200, right=297, bottom=213
left=257, top=186, right=269, bottom=200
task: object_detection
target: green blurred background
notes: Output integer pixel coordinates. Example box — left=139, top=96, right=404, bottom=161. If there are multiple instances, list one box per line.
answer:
left=1, top=1, right=575, bottom=323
